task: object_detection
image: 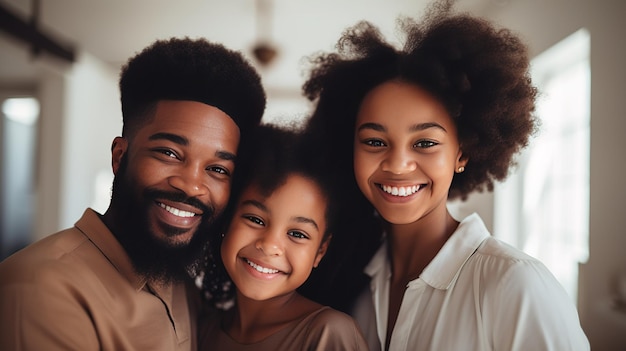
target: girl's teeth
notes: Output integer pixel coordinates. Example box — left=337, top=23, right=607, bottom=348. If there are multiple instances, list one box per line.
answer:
left=158, top=203, right=195, bottom=218
left=381, top=185, right=420, bottom=197
left=245, top=259, right=279, bottom=274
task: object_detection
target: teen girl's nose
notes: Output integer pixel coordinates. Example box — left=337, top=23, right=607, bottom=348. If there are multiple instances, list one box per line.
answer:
left=255, top=230, right=284, bottom=256
left=168, top=163, right=209, bottom=197
left=381, top=147, right=417, bottom=174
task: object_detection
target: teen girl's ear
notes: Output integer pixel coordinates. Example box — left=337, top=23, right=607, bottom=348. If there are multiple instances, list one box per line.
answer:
left=455, top=149, right=469, bottom=173
left=111, top=137, right=128, bottom=175
left=313, top=235, right=332, bottom=268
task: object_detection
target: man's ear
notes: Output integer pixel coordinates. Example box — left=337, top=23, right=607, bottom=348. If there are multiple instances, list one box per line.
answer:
left=111, top=137, right=128, bottom=175
left=313, top=234, right=332, bottom=268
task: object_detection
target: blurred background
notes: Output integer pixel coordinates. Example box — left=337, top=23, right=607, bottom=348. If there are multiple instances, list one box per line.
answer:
left=0, top=0, right=624, bottom=349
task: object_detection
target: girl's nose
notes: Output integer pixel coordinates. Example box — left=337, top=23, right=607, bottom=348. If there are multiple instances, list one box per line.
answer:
left=255, top=232, right=284, bottom=256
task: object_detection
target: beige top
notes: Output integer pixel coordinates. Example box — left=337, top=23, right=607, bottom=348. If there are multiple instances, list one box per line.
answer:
left=0, top=209, right=198, bottom=351
left=199, top=306, right=368, bottom=351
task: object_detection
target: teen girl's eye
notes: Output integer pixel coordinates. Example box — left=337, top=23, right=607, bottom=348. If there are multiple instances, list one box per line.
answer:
left=413, top=140, right=438, bottom=149
left=287, top=230, right=309, bottom=240
left=362, top=138, right=386, bottom=147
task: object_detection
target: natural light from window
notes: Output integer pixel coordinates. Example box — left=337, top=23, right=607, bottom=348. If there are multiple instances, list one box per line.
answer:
left=493, top=28, right=590, bottom=303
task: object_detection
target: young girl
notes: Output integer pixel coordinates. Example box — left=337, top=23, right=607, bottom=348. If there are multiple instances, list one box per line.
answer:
left=300, top=1, right=590, bottom=350
left=198, top=124, right=367, bottom=350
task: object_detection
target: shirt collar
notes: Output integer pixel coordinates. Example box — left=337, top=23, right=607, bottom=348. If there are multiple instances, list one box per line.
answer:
left=75, top=208, right=148, bottom=291
left=364, top=213, right=490, bottom=290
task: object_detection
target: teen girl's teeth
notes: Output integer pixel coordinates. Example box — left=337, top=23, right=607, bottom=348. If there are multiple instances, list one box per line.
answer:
left=158, top=203, right=196, bottom=218
left=245, top=259, right=279, bottom=274
left=381, top=184, right=420, bottom=197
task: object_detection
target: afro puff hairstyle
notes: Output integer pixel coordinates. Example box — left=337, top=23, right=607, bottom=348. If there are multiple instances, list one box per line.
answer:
left=298, top=0, right=539, bottom=313
left=119, top=37, right=266, bottom=139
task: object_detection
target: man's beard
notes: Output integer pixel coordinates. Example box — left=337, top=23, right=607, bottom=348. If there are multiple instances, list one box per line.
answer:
left=109, top=156, right=217, bottom=285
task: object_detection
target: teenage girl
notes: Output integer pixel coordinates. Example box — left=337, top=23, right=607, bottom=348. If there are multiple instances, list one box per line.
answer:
left=300, top=1, right=590, bottom=350
left=198, top=124, right=367, bottom=350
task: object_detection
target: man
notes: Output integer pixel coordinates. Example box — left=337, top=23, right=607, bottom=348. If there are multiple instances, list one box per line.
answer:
left=0, top=37, right=265, bottom=350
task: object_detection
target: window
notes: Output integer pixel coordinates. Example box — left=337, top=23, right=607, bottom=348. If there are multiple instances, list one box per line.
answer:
left=493, top=29, right=590, bottom=303
left=1, top=97, right=40, bottom=259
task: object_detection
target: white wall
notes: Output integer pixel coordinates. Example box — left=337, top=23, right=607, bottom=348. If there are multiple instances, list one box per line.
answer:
left=34, top=52, right=120, bottom=240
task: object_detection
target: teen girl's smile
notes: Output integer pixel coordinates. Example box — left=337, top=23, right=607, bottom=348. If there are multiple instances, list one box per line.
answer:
left=221, top=174, right=330, bottom=302
left=353, top=81, right=466, bottom=225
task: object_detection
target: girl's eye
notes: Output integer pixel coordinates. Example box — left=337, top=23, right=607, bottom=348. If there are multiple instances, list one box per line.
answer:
left=243, top=215, right=264, bottom=226
left=363, top=139, right=386, bottom=147
left=414, top=140, right=438, bottom=148
left=288, top=230, right=309, bottom=240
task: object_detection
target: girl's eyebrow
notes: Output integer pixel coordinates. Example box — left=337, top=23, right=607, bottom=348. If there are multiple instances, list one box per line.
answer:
left=292, top=216, right=319, bottom=231
left=357, top=122, right=385, bottom=132
left=241, top=199, right=268, bottom=213
left=241, top=199, right=320, bottom=231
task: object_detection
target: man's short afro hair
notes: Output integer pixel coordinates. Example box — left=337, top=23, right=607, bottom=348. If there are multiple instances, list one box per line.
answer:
left=119, top=37, right=266, bottom=137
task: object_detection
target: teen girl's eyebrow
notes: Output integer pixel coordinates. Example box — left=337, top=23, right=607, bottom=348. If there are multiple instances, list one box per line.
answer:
left=356, top=122, right=447, bottom=133
left=149, top=132, right=236, bottom=161
left=408, top=122, right=447, bottom=133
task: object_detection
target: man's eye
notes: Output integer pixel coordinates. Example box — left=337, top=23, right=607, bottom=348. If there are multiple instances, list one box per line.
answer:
left=155, top=148, right=178, bottom=159
left=243, top=215, right=264, bottom=226
left=288, top=230, right=308, bottom=239
left=208, top=166, right=230, bottom=176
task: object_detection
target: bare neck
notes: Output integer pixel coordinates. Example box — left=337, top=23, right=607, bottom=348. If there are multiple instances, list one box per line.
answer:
left=385, top=207, right=459, bottom=283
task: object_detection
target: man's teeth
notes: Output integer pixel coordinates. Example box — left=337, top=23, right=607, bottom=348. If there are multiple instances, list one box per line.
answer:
left=245, top=259, right=279, bottom=274
left=381, top=184, right=420, bottom=197
left=158, top=203, right=196, bottom=218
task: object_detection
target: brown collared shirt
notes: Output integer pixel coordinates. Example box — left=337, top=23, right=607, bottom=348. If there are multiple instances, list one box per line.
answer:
left=0, top=209, right=198, bottom=350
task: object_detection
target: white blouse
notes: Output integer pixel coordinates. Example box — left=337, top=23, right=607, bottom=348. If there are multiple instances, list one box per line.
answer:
left=352, top=213, right=590, bottom=351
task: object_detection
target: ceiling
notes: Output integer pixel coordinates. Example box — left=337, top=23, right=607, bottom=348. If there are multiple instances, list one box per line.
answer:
left=0, top=0, right=494, bottom=93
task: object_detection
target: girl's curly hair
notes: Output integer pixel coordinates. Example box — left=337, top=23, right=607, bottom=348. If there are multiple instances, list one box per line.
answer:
left=299, top=0, right=538, bottom=312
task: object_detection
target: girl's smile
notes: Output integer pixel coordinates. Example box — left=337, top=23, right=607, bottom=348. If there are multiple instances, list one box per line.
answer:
left=221, top=174, right=330, bottom=302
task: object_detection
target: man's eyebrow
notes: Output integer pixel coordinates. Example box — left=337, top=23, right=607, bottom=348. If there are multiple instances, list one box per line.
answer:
left=148, top=132, right=188, bottom=145
left=149, top=132, right=236, bottom=161
left=216, top=151, right=236, bottom=162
